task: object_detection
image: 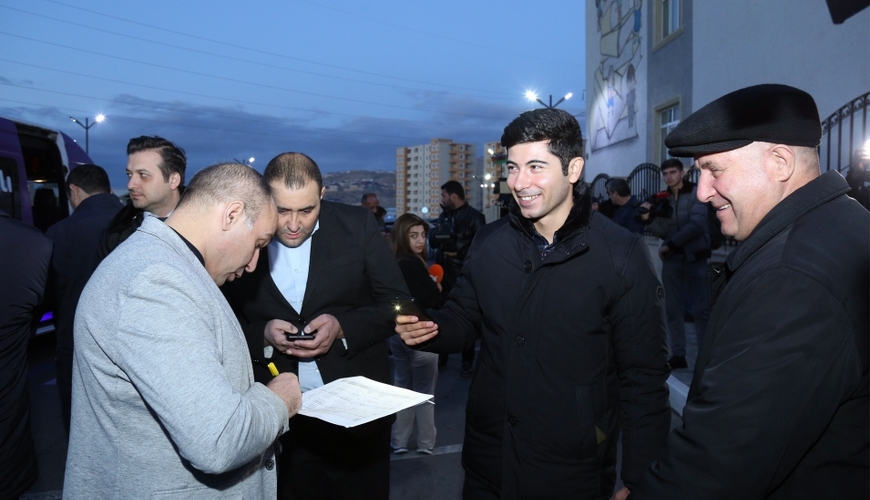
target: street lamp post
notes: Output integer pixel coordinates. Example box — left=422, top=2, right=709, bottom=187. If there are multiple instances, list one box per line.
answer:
left=69, top=114, right=105, bottom=154
left=525, top=91, right=573, bottom=109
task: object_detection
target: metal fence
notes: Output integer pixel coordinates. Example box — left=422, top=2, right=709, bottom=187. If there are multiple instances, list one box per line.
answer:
left=820, top=92, right=869, bottom=173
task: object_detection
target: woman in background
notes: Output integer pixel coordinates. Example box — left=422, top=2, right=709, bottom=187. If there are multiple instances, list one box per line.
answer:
left=389, top=213, right=442, bottom=455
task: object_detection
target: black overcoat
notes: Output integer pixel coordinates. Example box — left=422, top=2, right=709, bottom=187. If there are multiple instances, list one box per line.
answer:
left=424, top=183, right=671, bottom=499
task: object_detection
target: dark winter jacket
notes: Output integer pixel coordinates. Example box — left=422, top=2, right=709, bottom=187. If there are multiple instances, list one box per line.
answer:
left=424, top=183, right=671, bottom=499
left=634, top=171, right=869, bottom=499
left=646, top=180, right=710, bottom=262
left=611, top=195, right=644, bottom=234
left=0, top=212, right=52, bottom=498
left=97, top=201, right=144, bottom=260
left=46, top=192, right=123, bottom=356
left=429, top=202, right=486, bottom=270
left=396, top=255, right=442, bottom=310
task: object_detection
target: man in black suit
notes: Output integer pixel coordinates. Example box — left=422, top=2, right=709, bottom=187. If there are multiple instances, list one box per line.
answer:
left=222, top=152, right=409, bottom=500
left=46, top=164, right=123, bottom=434
left=0, top=210, right=53, bottom=498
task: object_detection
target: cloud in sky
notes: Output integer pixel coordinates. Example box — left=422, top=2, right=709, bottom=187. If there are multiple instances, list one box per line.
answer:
left=0, top=0, right=585, bottom=187
left=2, top=90, right=522, bottom=187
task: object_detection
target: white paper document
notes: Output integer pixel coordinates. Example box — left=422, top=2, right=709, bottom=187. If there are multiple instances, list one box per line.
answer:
left=299, top=376, right=433, bottom=428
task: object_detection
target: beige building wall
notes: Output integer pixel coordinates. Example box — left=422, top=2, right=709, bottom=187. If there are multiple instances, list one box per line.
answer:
left=396, top=138, right=476, bottom=218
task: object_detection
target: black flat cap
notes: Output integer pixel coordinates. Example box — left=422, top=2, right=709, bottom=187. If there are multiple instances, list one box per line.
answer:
left=665, top=83, right=821, bottom=157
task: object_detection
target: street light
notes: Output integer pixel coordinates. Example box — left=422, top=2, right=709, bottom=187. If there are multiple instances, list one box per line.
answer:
left=69, top=114, right=105, bottom=154
left=525, top=90, right=573, bottom=109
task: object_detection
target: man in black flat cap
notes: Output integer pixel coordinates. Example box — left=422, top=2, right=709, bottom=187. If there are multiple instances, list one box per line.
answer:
left=631, top=84, right=869, bottom=500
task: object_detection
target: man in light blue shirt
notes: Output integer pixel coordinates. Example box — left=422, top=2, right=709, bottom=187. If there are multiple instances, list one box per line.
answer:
left=222, top=152, right=409, bottom=500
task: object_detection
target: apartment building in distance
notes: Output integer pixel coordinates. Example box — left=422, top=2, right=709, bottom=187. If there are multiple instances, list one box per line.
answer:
left=396, top=138, right=477, bottom=217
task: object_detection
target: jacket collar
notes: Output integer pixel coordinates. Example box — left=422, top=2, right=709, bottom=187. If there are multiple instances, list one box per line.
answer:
left=671, top=179, right=695, bottom=197
left=726, top=170, right=850, bottom=272
left=509, top=181, right=593, bottom=244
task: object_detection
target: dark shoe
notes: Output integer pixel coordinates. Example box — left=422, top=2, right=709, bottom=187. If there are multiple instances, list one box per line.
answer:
left=460, top=362, right=473, bottom=377
left=392, top=447, right=408, bottom=455
left=668, top=355, right=688, bottom=369
left=417, top=448, right=434, bottom=455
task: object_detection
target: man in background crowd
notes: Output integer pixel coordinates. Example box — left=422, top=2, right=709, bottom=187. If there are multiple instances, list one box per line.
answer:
left=362, top=192, right=387, bottom=234
left=45, top=164, right=123, bottom=434
left=0, top=210, right=52, bottom=498
left=640, top=158, right=710, bottom=369
left=429, top=180, right=485, bottom=375
left=606, top=177, right=644, bottom=234
left=99, top=135, right=186, bottom=257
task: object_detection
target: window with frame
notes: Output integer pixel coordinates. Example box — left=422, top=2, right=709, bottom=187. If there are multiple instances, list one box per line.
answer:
left=659, top=104, right=680, bottom=165
left=661, top=0, right=681, bottom=39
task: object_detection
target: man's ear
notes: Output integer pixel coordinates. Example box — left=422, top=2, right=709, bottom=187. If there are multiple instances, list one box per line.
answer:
left=222, top=200, right=245, bottom=231
left=320, top=186, right=326, bottom=199
left=568, top=157, right=585, bottom=184
left=169, top=172, right=182, bottom=190
left=768, top=144, right=796, bottom=183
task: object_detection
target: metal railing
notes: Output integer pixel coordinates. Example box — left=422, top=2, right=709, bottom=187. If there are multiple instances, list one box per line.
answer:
left=821, top=92, right=869, bottom=173
left=589, top=162, right=737, bottom=250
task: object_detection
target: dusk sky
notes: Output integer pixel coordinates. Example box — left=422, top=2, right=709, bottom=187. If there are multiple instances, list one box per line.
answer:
left=0, top=0, right=586, bottom=187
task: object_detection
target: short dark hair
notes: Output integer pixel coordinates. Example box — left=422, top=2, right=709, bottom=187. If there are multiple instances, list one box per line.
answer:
left=67, top=164, right=110, bottom=195
left=361, top=193, right=378, bottom=204
left=606, top=178, right=631, bottom=197
left=177, top=163, right=272, bottom=227
left=501, top=108, right=584, bottom=175
left=441, top=180, right=465, bottom=200
left=660, top=159, right=684, bottom=172
left=264, top=152, right=323, bottom=191
left=127, top=136, right=187, bottom=185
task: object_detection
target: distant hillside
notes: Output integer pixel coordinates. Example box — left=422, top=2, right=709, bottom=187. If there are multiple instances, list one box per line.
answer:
left=321, top=170, right=396, bottom=208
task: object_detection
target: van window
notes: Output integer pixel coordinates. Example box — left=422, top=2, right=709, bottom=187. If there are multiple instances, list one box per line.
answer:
left=18, top=125, right=68, bottom=231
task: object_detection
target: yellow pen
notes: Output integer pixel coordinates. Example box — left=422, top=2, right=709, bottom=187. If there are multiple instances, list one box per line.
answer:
left=267, top=362, right=279, bottom=377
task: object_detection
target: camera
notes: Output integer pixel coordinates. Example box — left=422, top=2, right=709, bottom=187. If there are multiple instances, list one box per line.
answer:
left=637, top=191, right=673, bottom=220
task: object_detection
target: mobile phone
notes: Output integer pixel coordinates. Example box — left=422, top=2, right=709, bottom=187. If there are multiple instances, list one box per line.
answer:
left=393, top=299, right=433, bottom=322
left=285, top=324, right=317, bottom=341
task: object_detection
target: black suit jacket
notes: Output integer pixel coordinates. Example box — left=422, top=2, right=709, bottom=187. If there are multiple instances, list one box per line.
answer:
left=0, top=212, right=52, bottom=497
left=223, top=200, right=410, bottom=387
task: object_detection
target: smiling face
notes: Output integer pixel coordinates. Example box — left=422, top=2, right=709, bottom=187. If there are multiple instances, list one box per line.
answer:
left=695, top=143, right=784, bottom=241
left=270, top=180, right=324, bottom=248
left=126, top=150, right=180, bottom=216
left=506, top=141, right=583, bottom=239
left=407, top=224, right=426, bottom=256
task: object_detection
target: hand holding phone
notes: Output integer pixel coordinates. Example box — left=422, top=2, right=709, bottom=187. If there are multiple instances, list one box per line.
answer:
left=393, top=299, right=432, bottom=322
left=286, top=320, right=316, bottom=341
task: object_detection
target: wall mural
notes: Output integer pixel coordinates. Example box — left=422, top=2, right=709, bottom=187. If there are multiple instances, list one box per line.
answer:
left=591, top=0, right=644, bottom=152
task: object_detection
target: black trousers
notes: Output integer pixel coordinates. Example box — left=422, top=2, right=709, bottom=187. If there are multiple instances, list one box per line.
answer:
left=278, top=415, right=391, bottom=500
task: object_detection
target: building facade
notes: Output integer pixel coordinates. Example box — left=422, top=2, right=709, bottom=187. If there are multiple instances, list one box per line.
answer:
left=585, top=0, right=869, bottom=178
left=396, top=138, right=477, bottom=217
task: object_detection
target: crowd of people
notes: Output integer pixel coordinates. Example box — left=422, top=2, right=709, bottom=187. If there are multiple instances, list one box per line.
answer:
left=0, top=83, right=867, bottom=500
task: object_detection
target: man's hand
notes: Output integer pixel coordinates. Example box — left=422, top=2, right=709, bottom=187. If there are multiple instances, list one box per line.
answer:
left=395, top=315, right=439, bottom=346
left=286, top=313, right=343, bottom=358
left=658, top=245, right=670, bottom=261
left=266, top=372, right=302, bottom=417
left=639, top=201, right=652, bottom=221
left=611, top=486, right=630, bottom=500
left=264, top=319, right=298, bottom=353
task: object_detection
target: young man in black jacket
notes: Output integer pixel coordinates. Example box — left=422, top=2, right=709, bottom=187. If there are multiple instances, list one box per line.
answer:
left=397, top=109, right=670, bottom=500
left=640, top=159, right=711, bottom=369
